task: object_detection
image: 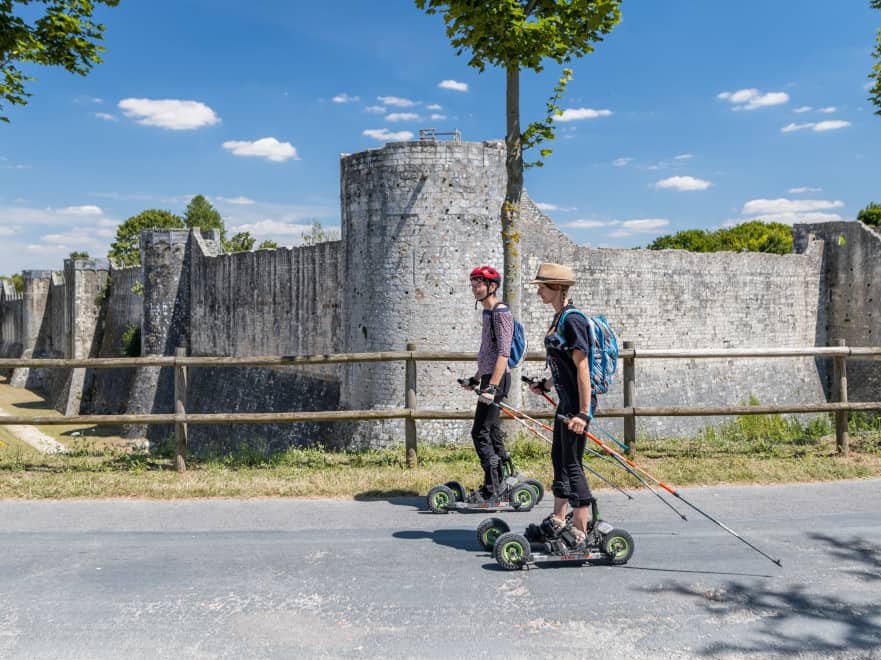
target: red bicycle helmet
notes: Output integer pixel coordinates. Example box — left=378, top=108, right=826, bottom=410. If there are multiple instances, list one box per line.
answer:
left=469, top=265, right=501, bottom=283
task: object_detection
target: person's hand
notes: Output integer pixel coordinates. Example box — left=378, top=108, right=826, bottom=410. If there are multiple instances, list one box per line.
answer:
left=529, top=378, right=547, bottom=395
left=478, top=385, right=497, bottom=406
left=567, top=415, right=587, bottom=435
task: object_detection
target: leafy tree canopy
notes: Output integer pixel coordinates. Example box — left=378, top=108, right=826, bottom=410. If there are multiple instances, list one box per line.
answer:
left=1, top=0, right=120, bottom=122
left=415, top=0, right=621, bottom=73
left=225, top=231, right=255, bottom=253
left=301, top=221, right=338, bottom=246
left=184, top=195, right=224, bottom=234
left=257, top=240, right=278, bottom=249
left=647, top=221, right=793, bottom=255
left=69, top=251, right=89, bottom=259
left=857, top=201, right=881, bottom=226
left=0, top=273, right=23, bottom=293
left=108, top=209, right=184, bottom=266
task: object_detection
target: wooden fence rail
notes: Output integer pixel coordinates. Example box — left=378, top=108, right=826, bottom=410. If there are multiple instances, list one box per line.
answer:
left=1, top=342, right=880, bottom=470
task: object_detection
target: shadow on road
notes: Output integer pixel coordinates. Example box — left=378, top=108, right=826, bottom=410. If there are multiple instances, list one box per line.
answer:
left=392, top=529, right=479, bottom=552
left=808, top=532, right=881, bottom=584
left=641, top=533, right=881, bottom=656
left=354, top=492, right=421, bottom=504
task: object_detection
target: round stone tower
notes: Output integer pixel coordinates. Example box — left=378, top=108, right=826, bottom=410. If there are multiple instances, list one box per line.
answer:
left=339, top=139, right=508, bottom=445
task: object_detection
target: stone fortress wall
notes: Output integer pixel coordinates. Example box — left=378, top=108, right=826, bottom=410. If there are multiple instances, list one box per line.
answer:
left=0, top=140, right=878, bottom=451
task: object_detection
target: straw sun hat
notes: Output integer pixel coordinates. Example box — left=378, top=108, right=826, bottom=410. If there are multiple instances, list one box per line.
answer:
left=528, top=262, right=575, bottom=286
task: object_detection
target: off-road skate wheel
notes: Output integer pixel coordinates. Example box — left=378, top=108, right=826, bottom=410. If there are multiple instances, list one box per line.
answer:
left=427, top=485, right=455, bottom=513
left=510, top=483, right=536, bottom=511
left=524, top=479, right=545, bottom=504
left=444, top=481, right=467, bottom=502
left=476, top=517, right=510, bottom=551
left=494, top=532, right=532, bottom=570
left=602, top=528, right=634, bottom=565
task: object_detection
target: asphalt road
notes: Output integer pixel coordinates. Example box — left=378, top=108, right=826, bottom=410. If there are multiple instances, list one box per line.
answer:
left=1, top=479, right=880, bottom=659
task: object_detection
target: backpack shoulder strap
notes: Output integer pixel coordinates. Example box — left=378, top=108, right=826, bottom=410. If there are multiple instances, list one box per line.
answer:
left=556, top=307, right=587, bottom=331
left=489, top=301, right=509, bottom=343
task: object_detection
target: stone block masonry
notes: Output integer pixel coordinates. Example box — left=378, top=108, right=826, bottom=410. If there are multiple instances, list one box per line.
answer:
left=0, top=140, right=876, bottom=451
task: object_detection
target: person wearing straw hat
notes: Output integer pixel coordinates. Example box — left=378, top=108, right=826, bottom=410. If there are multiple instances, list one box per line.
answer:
left=528, top=262, right=597, bottom=548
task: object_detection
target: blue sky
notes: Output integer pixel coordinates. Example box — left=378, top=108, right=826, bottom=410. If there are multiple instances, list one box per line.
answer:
left=1, top=0, right=879, bottom=274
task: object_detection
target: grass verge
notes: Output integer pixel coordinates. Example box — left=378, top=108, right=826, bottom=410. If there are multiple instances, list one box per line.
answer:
left=0, top=379, right=879, bottom=499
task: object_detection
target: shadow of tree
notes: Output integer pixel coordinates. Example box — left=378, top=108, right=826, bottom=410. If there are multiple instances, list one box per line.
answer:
left=808, top=532, right=881, bottom=583
left=643, top=532, right=881, bottom=656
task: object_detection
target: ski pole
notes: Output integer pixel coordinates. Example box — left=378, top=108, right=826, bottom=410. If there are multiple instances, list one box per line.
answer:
left=557, top=413, right=782, bottom=567
left=502, top=399, right=687, bottom=520
left=522, top=375, right=629, bottom=452
left=458, top=379, right=633, bottom=498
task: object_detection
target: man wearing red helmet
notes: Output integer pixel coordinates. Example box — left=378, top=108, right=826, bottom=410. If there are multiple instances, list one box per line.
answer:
left=463, top=265, right=514, bottom=499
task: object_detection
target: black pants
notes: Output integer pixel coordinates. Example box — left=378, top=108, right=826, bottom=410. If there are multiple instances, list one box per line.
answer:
left=551, top=404, right=595, bottom=508
left=471, top=372, right=511, bottom=491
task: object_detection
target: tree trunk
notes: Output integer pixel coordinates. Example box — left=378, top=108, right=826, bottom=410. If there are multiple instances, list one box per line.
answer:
left=502, top=64, right=523, bottom=320
left=502, top=63, right=524, bottom=410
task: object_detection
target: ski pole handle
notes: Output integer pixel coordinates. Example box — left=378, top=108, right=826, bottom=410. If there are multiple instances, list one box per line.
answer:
left=522, top=375, right=551, bottom=393
left=457, top=376, right=479, bottom=387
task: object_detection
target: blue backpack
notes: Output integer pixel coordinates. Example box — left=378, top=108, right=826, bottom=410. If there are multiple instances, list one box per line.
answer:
left=550, top=308, right=619, bottom=394
left=490, top=303, right=528, bottom=369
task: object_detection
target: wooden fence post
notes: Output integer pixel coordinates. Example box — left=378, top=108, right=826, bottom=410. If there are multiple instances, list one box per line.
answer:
left=833, top=338, right=849, bottom=456
left=405, top=342, right=418, bottom=468
left=174, top=346, right=188, bottom=472
left=623, top=340, right=636, bottom=456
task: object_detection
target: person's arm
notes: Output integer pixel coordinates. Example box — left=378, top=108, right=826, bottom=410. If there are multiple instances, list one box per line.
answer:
left=567, top=348, right=592, bottom=434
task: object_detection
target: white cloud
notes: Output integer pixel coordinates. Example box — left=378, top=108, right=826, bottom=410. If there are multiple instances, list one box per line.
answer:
left=737, top=197, right=845, bottom=225
left=781, top=120, right=850, bottom=133
left=0, top=226, right=18, bottom=237
left=222, top=137, right=300, bottom=162
left=217, top=196, right=256, bottom=205
left=362, top=128, right=414, bottom=142
left=385, top=112, right=419, bottom=122
left=377, top=96, right=416, bottom=107
left=438, top=80, right=468, bottom=92
left=794, top=106, right=813, bottom=113
left=787, top=186, right=822, bottom=194
left=59, top=205, right=103, bottom=216
left=535, top=202, right=575, bottom=213
left=332, top=93, right=360, bottom=103
left=717, top=88, right=789, bottom=110
left=565, top=219, right=615, bottom=229
left=426, top=104, right=443, bottom=111
left=818, top=106, right=837, bottom=113
left=619, top=219, right=670, bottom=231
left=612, top=157, right=633, bottom=167
left=118, top=98, right=220, bottom=130
left=95, top=112, right=117, bottom=121
left=563, top=218, right=670, bottom=237
left=673, top=153, right=693, bottom=160
left=429, top=113, right=447, bottom=120
left=653, top=176, right=711, bottom=191
left=741, top=198, right=844, bottom=216
left=230, top=219, right=316, bottom=236
left=365, top=105, right=386, bottom=114
left=555, top=108, right=612, bottom=122
left=230, top=218, right=341, bottom=246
